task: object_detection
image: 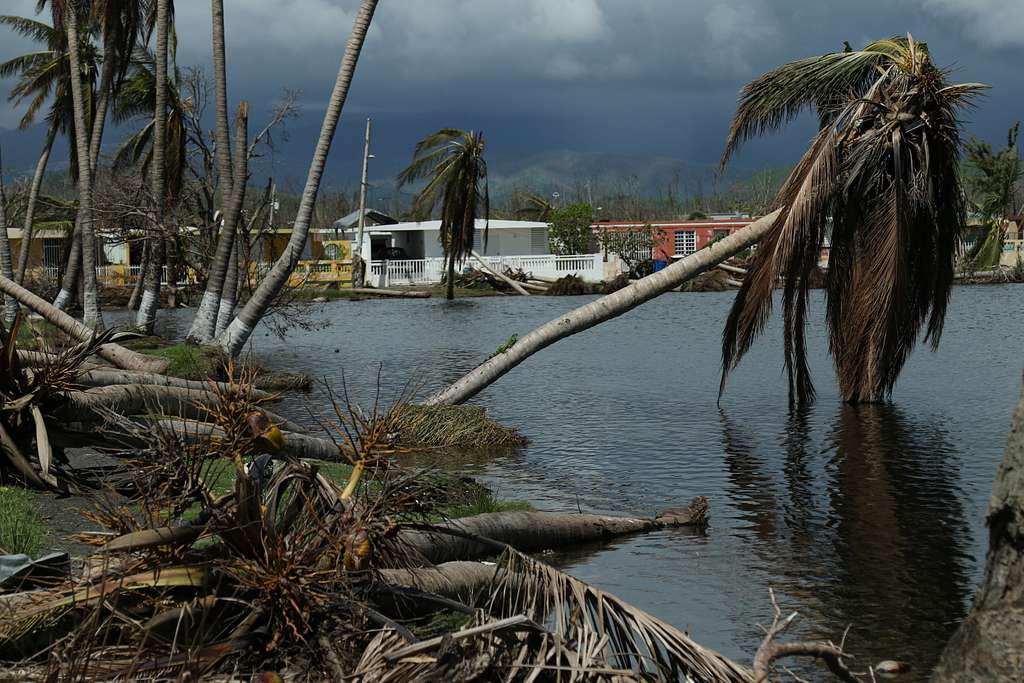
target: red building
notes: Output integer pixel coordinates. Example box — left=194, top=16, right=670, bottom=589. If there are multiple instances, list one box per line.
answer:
left=592, top=215, right=755, bottom=261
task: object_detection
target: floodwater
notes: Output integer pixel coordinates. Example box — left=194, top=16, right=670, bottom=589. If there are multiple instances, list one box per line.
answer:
left=150, top=284, right=1021, bottom=678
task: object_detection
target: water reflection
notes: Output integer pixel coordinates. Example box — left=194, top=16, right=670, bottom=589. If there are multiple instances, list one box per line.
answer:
left=720, top=403, right=973, bottom=677
left=824, top=403, right=972, bottom=671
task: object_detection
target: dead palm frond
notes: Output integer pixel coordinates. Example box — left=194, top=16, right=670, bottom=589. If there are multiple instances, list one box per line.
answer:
left=719, top=34, right=988, bottom=404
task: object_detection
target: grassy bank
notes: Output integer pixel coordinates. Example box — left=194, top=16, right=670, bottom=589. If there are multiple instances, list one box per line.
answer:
left=0, top=487, right=47, bottom=556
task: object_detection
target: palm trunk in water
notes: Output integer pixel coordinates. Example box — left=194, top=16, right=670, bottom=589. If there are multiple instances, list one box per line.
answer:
left=217, top=0, right=379, bottom=357
left=0, top=144, right=16, bottom=322
left=135, top=0, right=170, bottom=334
left=426, top=209, right=781, bottom=405
left=135, top=236, right=163, bottom=332
left=215, top=240, right=238, bottom=337
left=16, top=125, right=56, bottom=285
left=188, top=102, right=248, bottom=342
left=64, top=4, right=103, bottom=329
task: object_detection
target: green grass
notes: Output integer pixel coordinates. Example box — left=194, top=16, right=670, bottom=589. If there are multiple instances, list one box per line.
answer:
left=0, top=487, right=47, bottom=556
left=133, top=342, right=222, bottom=380
left=437, top=492, right=533, bottom=520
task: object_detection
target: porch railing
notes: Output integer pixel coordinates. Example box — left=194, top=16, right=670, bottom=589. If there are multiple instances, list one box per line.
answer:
left=369, top=253, right=604, bottom=287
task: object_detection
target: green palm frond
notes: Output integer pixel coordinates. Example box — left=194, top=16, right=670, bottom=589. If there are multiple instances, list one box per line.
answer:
left=397, top=128, right=490, bottom=267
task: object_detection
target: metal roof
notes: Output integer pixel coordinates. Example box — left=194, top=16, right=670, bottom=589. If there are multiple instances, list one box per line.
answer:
left=362, top=219, right=548, bottom=233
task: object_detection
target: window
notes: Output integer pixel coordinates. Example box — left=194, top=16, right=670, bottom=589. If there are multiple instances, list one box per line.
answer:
left=674, top=230, right=696, bottom=256
left=530, top=227, right=547, bottom=253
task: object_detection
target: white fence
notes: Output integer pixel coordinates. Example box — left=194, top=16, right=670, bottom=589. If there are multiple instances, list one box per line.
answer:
left=369, top=253, right=604, bottom=287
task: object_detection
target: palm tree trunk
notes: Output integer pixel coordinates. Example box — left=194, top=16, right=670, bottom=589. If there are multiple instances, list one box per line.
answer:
left=426, top=209, right=781, bottom=405
left=217, top=0, right=379, bottom=357
left=933, top=388, right=1024, bottom=681
left=211, top=0, right=234, bottom=197
left=0, top=274, right=169, bottom=373
left=127, top=239, right=148, bottom=310
left=0, top=144, right=16, bottom=323
left=214, top=240, right=238, bottom=336
left=88, top=35, right=115, bottom=177
left=64, top=3, right=103, bottom=329
left=135, top=236, right=163, bottom=332
left=446, top=251, right=455, bottom=300
left=188, top=102, right=248, bottom=342
left=136, top=0, right=169, bottom=334
left=16, top=125, right=57, bottom=285
left=53, top=219, right=81, bottom=310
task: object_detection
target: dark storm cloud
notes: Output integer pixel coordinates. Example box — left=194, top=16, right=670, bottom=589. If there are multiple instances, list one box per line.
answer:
left=2, top=0, right=1021, bottom=182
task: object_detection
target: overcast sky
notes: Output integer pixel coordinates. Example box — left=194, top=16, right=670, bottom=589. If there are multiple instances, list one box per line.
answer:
left=1, top=0, right=1022, bottom=187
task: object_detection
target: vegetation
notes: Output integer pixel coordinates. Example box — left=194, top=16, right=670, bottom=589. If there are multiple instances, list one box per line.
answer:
left=963, top=122, right=1022, bottom=268
left=0, top=486, right=46, bottom=555
left=398, top=128, right=490, bottom=300
left=718, top=35, right=985, bottom=404
left=547, top=202, right=593, bottom=255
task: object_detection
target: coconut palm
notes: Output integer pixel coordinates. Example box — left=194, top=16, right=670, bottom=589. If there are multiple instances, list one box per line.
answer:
left=0, top=145, right=15, bottom=322
left=963, top=122, right=1021, bottom=269
left=62, top=1, right=104, bottom=328
left=397, top=129, right=490, bottom=300
left=427, top=36, right=985, bottom=408
left=215, top=0, right=379, bottom=356
left=717, top=35, right=986, bottom=404
left=0, top=14, right=92, bottom=288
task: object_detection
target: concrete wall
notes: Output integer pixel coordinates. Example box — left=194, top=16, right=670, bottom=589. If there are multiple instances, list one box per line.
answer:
left=419, top=227, right=547, bottom=258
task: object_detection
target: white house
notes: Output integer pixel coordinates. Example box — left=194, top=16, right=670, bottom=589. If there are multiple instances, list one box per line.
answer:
left=337, top=218, right=605, bottom=286
left=341, top=218, right=551, bottom=260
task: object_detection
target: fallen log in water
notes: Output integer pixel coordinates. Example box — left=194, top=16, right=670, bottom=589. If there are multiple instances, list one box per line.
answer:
left=716, top=262, right=748, bottom=276
left=400, top=497, right=708, bottom=564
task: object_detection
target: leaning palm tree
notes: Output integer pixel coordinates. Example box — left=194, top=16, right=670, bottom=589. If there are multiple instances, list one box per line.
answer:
left=397, top=129, right=489, bottom=300
left=426, top=36, right=984, bottom=407
left=215, top=0, right=379, bottom=356
left=718, top=35, right=986, bottom=404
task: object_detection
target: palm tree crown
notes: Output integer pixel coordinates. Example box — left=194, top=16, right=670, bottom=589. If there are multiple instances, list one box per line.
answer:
left=397, top=128, right=489, bottom=299
left=718, top=35, right=987, bottom=404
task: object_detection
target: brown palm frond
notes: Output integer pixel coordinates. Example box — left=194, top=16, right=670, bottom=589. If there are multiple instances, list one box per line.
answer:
left=720, top=34, right=986, bottom=404
left=486, top=548, right=751, bottom=682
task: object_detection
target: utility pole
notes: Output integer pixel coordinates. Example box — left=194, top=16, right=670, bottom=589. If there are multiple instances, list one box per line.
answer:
left=354, top=117, right=372, bottom=287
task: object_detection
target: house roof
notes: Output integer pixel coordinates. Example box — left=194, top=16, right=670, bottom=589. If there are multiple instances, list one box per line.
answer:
left=358, top=219, right=548, bottom=233
left=332, top=208, right=398, bottom=230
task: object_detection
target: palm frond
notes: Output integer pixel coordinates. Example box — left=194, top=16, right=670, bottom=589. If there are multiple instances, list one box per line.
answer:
left=720, top=33, right=981, bottom=403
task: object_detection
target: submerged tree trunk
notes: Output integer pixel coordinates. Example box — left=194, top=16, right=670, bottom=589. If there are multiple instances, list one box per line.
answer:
left=16, top=125, right=57, bottom=285
left=401, top=503, right=708, bottom=565
left=427, top=209, right=781, bottom=405
left=0, top=144, right=17, bottom=322
left=933, top=388, right=1024, bottom=680
left=217, top=0, right=379, bottom=357
left=0, top=274, right=169, bottom=373
left=136, top=0, right=170, bottom=334
left=190, top=103, right=248, bottom=342
left=64, top=5, right=103, bottom=329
